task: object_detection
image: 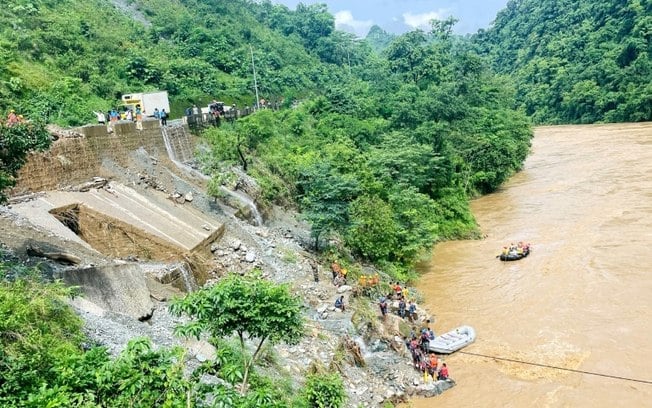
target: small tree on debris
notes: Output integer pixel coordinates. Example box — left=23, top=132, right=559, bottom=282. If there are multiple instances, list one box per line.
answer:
left=169, top=272, right=304, bottom=395
left=0, top=119, right=51, bottom=202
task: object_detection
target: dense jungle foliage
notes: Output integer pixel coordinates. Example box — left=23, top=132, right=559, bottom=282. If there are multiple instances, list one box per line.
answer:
left=0, top=264, right=344, bottom=407
left=474, top=0, right=652, bottom=123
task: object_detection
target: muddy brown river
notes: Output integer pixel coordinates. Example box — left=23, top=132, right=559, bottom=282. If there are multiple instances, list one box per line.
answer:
left=411, top=123, right=652, bottom=407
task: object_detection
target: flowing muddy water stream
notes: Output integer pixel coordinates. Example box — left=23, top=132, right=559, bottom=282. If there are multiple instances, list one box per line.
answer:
left=412, top=123, right=652, bottom=407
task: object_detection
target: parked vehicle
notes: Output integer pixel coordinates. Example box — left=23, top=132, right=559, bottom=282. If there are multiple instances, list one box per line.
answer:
left=121, top=91, right=170, bottom=117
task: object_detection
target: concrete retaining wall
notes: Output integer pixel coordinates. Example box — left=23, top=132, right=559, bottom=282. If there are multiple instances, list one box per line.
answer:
left=12, top=119, right=169, bottom=194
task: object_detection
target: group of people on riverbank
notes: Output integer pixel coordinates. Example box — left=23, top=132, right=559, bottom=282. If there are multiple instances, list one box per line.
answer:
left=327, top=260, right=452, bottom=383
left=405, top=325, right=450, bottom=382
left=378, top=281, right=420, bottom=321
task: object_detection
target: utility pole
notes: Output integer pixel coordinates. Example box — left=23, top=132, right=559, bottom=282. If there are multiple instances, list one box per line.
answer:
left=250, top=45, right=260, bottom=111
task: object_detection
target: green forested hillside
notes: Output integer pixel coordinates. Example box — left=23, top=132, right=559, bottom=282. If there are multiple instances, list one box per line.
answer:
left=1, top=0, right=533, bottom=275
left=204, top=21, right=532, bottom=275
left=0, top=0, right=364, bottom=124
left=1, top=0, right=649, bottom=404
left=474, top=0, right=652, bottom=124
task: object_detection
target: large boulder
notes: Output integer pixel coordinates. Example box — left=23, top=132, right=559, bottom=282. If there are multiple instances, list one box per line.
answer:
left=61, top=263, right=154, bottom=321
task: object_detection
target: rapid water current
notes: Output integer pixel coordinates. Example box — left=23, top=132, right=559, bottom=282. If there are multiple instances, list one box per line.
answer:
left=412, top=123, right=652, bottom=407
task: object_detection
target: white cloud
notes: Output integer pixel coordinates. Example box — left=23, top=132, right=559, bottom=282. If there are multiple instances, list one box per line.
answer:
left=334, top=10, right=373, bottom=37
left=402, top=10, right=448, bottom=29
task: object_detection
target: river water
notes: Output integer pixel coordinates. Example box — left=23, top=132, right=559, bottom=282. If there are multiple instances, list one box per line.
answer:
left=412, top=123, right=652, bottom=407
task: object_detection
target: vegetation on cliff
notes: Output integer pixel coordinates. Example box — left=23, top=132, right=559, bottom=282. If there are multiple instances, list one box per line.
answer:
left=474, top=0, right=652, bottom=123
left=2, top=0, right=647, bottom=127
left=170, top=273, right=305, bottom=396
left=204, top=19, right=532, bottom=278
left=0, top=266, right=345, bottom=407
left=0, top=0, right=362, bottom=124
left=0, top=120, right=51, bottom=202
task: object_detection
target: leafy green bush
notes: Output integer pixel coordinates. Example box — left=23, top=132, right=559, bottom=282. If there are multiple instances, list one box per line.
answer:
left=303, top=372, right=346, bottom=408
left=0, top=269, right=200, bottom=407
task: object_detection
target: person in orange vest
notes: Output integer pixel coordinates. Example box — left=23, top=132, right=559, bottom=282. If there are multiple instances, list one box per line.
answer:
left=429, top=353, right=438, bottom=369
left=428, top=354, right=438, bottom=381
left=340, top=268, right=347, bottom=283
left=393, top=282, right=402, bottom=299
left=330, top=262, right=341, bottom=279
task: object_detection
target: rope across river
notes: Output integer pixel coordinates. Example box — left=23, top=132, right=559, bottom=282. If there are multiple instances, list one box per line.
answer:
left=458, top=351, right=652, bottom=385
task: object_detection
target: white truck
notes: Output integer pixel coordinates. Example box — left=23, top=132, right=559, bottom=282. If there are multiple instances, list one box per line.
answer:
left=121, top=91, right=170, bottom=117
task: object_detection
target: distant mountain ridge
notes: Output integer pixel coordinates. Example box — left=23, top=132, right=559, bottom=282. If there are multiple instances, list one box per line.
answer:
left=365, top=25, right=396, bottom=53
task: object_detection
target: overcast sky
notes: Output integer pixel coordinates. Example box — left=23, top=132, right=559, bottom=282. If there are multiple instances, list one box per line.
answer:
left=273, top=0, right=510, bottom=37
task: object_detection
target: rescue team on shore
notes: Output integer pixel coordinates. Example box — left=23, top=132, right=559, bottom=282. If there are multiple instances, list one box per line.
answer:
left=330, top=261, right=451, bottom=383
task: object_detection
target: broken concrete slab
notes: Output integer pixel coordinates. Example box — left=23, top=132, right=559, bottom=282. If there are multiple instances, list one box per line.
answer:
left=62, top=263, right=154, bottom=321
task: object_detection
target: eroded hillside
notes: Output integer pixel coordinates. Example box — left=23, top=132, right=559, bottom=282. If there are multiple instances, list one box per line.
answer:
left=1, top=119, right=453, bottom=406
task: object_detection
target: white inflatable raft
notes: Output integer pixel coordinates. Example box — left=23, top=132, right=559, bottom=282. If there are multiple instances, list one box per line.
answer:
left=427, top=325, right=476, bottom=354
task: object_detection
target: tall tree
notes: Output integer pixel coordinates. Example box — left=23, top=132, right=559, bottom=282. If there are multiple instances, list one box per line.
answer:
left=169, top=273, right=304, bottom=395
left=385, top=30, right=432, bottom=86
left=297, top=162, right=361, bottom=251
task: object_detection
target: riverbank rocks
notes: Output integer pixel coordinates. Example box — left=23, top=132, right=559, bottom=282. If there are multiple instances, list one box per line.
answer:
left=184, top=339, right=216, bottom=363
left=337, top=284, right=352, bottom=293
left=410, top=379, right=456, bottom=397
left=230, top=239, right=242, bottom=251
left=244, top=251, right=256, bottom=263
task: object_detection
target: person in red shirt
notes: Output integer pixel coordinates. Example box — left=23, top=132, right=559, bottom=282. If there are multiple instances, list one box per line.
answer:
left=438, top=363, right=449, bottom=380
left=393, top=282, right=402, bottom=299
